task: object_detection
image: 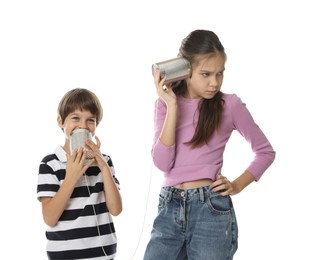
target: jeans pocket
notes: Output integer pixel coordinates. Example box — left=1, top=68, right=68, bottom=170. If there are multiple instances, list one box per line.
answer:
left=206, top=193, right=232, bottom=215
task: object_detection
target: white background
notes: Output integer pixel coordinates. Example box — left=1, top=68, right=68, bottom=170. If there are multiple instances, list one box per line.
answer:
left=0, top=0, right=311, bottom=259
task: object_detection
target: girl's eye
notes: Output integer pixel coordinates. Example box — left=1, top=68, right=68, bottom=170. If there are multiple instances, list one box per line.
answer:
left=201, top=72, right=209, bottom=77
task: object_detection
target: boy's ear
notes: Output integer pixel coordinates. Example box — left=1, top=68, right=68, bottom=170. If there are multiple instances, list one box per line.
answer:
left=57, top=115, right=63, bottom=128
left=57, top=116, right=65, bottom=132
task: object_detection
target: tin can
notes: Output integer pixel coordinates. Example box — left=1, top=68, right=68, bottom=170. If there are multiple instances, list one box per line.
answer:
left=152, top=57, right=191, bottom=85
left=69, top=128, right=94, bottom=164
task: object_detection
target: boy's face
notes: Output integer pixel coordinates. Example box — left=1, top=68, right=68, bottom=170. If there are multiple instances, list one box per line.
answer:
left=58, top=109, right=97, bottom=140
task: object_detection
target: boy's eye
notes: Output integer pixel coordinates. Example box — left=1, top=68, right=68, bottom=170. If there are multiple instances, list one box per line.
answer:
left=201, top=72, right=209, bottom=77
left=88, top=119, right=96, bottom=123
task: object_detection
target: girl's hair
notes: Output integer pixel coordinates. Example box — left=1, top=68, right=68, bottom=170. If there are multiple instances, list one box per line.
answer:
left=174, top=30, right=226, bottom=148
left=57, top=88, right=103, bottom=125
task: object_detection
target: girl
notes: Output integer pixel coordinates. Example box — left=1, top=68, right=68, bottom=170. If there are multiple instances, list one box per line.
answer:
left=143, top=30, right=275, bottom=260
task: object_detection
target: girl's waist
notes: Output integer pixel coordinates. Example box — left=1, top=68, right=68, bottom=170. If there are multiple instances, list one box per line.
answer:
left=173, top=178, right=213, bottom=190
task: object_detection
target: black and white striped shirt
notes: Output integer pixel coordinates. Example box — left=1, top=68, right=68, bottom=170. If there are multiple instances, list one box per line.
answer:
left=37, top=146, right=119, bottom=259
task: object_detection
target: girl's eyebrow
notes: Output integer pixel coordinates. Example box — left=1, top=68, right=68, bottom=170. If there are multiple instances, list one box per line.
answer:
left=199, top=68, right=225, bottom=73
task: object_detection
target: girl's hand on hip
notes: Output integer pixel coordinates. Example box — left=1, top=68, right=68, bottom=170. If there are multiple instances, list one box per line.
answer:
left=210, top=175, right=235, bottom=196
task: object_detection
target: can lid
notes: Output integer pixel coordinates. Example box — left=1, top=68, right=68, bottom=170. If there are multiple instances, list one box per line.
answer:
left=70, top=128, right=91, bottom=136
left=151, top=63, right=159, bottom=76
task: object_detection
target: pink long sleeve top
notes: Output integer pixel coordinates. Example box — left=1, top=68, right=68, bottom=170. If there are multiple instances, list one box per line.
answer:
left=152, top=93, right=276, bottom=187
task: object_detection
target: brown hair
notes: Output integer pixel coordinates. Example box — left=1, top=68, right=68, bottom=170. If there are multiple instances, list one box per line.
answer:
left=57, top=88, right=103, bottom=126
left=174, top=30, right=226, bottom=148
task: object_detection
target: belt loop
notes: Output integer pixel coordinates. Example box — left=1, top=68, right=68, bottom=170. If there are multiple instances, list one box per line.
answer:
left=199, top=187, right=204, bottom=203
left=161, top=187, right=171, bottom=202
left=166, top=187, right=173, bottom=201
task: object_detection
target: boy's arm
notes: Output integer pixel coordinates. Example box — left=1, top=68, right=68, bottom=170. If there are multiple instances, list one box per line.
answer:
left=100, top=164, right=122, bottom=216
left=40, top=149, right=94, bottom=227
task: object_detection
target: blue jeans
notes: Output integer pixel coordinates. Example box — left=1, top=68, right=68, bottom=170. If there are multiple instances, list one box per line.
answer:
left=143, top=186, right=238, bottom=260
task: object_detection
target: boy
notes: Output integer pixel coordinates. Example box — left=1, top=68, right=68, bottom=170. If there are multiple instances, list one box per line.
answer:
left=37, top=88, right=122, bottom=259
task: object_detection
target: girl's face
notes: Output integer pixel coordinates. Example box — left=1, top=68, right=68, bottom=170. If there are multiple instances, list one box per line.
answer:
left=58, top=109, right=97, bottom=141
left=186, top=54, right=226, bottom=99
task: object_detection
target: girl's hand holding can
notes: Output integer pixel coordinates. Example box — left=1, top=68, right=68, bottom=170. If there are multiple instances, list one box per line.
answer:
left=153, top=68, right=177, bottom=105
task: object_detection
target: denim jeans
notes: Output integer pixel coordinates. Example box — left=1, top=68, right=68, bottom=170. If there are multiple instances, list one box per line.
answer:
left=143, top=186, right=238, bottom=260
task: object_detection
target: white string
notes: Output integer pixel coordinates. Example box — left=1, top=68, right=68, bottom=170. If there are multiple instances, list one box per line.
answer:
left=84, top=173, right=115, bottom=260
left=129, top=161, right=154, bottom=260
left=84, top=158, right=154, bottom=259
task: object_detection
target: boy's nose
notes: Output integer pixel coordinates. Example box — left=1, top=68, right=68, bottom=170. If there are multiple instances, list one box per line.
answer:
left=78, top=122, right=88, bottom=129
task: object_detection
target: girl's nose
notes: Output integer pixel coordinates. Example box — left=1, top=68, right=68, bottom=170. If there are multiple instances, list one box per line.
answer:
left=209, top=76, right=220, bottom=89
left=209, top=78, right=218, bottom=88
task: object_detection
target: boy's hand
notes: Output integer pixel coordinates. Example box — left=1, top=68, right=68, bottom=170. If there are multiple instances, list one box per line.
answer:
left=86, top=136, right=109, bottom=170
left=65, top=148, right=95, bottom=183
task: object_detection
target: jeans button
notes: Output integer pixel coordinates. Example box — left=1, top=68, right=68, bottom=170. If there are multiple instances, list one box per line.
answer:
left=180, top=191, right=185, bottom=197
